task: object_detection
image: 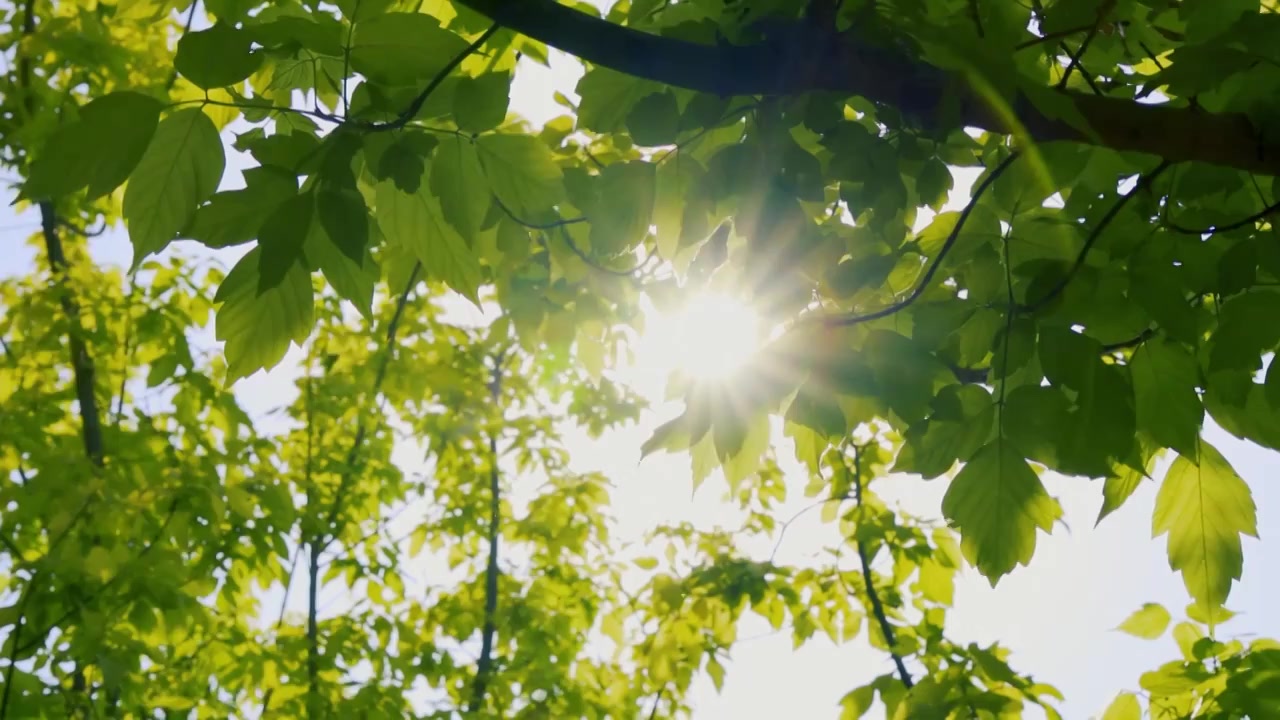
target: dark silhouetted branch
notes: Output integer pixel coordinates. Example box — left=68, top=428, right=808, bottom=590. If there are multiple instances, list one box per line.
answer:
left=454, top=0, right=1280, bottom=177
left=1166, top=200, right=1280, bottom=236
left=1018, top=161, right=1170, bottom=314
left=809, top=152, right=1020, bottom=327
left=847, top=445, right=913, bottom=689
left=469, top=354, right=506, bottom=714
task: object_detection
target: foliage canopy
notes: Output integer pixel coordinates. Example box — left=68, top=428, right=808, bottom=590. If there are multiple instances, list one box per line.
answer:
left=2, top=0, right=1279, bottom=717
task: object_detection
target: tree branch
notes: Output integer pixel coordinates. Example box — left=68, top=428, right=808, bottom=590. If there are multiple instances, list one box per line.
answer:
left=847, top=445, right=913, bottom=689
left=1018, top=161, right=1170, bottom=313
left=468, top=353, right=505, bottom=714
left=1165, top=199, right=1280, bottom=236
left=454, top=0, right=1280, bottom=176
left=808, top=151, right=1020, bottom=327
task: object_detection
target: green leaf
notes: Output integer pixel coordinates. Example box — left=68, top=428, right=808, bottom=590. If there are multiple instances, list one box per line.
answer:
left=214, top=247, right=314, bottom=381
left=941, top=441, right=1062, bottom=584
left=589, top=161, right=655, bottom=256
left=1152, top=440, right=1258, bottom=616
left=316, top=188, right=370, bottom=262
left=124, top=108, right=226, bottom=265
left=475, top=133, right=564, bottom=216
left=1097, top=466, right=1146, bottom=526
left=364, top=130, right=436, bottom=193
left=349, top=13, right=468, bottom=86
left=1129, top=262, right=1200, bottom=345
left=1100, top=692, right=1141, bottom=720
left=174, top=23, right=262, bottom=89
left=375, top=165, right=483, bottom=304
left=1209, top=290, right=1280, bottom=374
left=184, top=167, right=297, bottom=248
left=575, top=66, right=662, bottom=133
left=1130, top=339, right=1203, bottom=461
left=454, top=72, right=511, bottom=132
left=1116, top=603, right=1172, bottom=639
left=257, top=192, right=314, bottom=291
left=1267, top=356, right=1280, bottom=409
left=24, top=91, right=162, bottom=201
left=431, top=137, right=489, bottom=242
left=916, top=158, right=952, bottom=212
left=626, top=91, right=680, bottom=147
left=304, top=213, right=378, bottom=318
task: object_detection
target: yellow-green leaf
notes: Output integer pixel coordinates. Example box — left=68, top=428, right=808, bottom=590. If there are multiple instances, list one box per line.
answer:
left=1100, top=692, right=1140, bottom=720
left=375, top=166, right=482, bottom=305
left=1152, top=439, right=1257, bottom=616
left=1116, top=603, right=1171, bottom=640
left=1130, top=338, right=1203, bottom=461
left=214, top=247, right=314, bottom=381
left=941, top=441, right=1062, bottom=584
left=124, top=108, right=226, bottom=265
left=476, top=133, right=564, bottom=216
left=348, top=13, right=468, bottom=86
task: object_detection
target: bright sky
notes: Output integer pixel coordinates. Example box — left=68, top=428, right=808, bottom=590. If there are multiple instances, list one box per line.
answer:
left=1, top=7, right=1277, bottom=719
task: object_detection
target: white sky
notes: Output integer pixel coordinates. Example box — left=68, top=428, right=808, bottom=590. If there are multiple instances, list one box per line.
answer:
left=1, top=7, right=1277, bottom=719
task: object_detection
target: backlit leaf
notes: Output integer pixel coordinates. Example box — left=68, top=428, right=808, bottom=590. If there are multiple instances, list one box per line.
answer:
left=1117, top=603, right=1171, bottom=640
left=476, top=133, right=564, bottom=216
left=214, top=247, right=314, bottom=381
left=349, top=13, right=468, bottom=86
left=941, top=441, right=1062, bottom=584
left=431, top=136, right=489, bottom=242
left=124, top=108, right=226, bottom=265
left=454, top=72, right=511, bottom=132
left=1100, top=692, right=1140, bottom=720
left=376, top=166, right=482, bottom=304
left=1152, top=440, right=1257, bottom=616
left=1130, top=338, right=1203, bottom=461
left=174, top=23, right=262, bottom=89
left=24, top=91, right=162, bottom=200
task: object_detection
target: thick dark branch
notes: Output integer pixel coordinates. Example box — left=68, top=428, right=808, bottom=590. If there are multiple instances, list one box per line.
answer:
left=306, top=538, right=322, bottom=717
left=455, top=0, right=1280, bottom=176
left=468, top=357, right=505, bottom=714
left=810, top=152, right=1020, bottom=327
left=40, top=203, right=105, bottom=467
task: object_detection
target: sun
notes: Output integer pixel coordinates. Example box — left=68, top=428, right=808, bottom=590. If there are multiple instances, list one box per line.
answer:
left=661, top=292, right=762, bottom=380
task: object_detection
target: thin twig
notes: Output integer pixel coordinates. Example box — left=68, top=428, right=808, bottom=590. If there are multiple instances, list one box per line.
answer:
left=166, top=1, right=199, bottom=90
left=809, top=152, right=1020, bottom=327
left=317, top=263, right=422, bottom=550
left=353, top=24, right=500, bottom=132
left=1018, top=161, right=1170, bottom=313
left=491, top=195, right=587, bottom=230
left=555, top=227, right=652, bottom=277
left=1165, top=200, right=1280, bottom=236
left=1014, top=23, right=1094, bottom=50
left=846, top=445, right=913, bottom=689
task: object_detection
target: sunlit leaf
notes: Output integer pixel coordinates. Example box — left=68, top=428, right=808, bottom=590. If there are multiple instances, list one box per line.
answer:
left=376, top=166, right=482, bottom=304
left=1153, top=440, right=1257, bottom=616
left=941, top=441, right=1062, bottom=584
left=1116, top=603, right=1171, bottom=639
left=124, top=108, right=226, bottom=265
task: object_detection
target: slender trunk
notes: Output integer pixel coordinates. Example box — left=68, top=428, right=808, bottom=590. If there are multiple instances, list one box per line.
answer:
left=468, top=357, right=504, bottom=714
